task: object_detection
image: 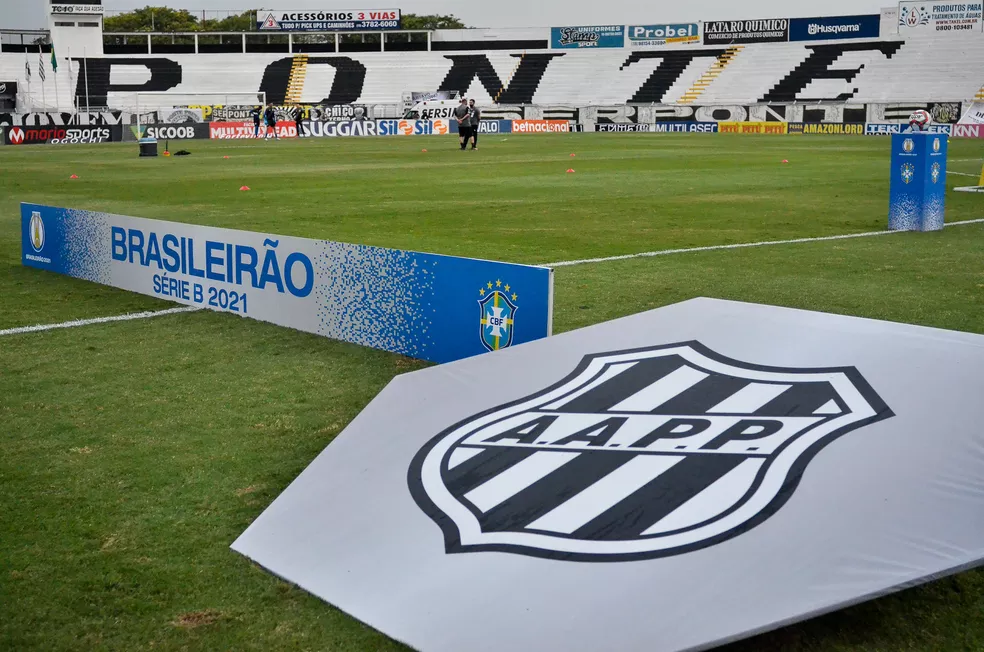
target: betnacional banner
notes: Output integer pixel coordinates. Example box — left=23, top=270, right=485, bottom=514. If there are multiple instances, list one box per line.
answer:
left=719, top=121, right=789, bottom=134
left=21, top=204, right=553, bottom=364
left=703, top=18, right=789, bottom=44
left=626, top=23, right=702, bottom=47
left=789, top=15, right=881, bottom=41
left=511, top=120, right=571, bottom=133
left=257, top=8, right=401, bottom=31
left=551, top=25, right=626, bottom=49
left=898, top=1, right=983, bottom=32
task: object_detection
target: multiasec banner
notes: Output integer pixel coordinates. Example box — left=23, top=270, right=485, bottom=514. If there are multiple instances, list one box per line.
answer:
left=595, top=122, right=718, bottom=133
left=626, top=23, right=701, bottom=47
left=551, top=25, right=625, bottom=48
left=257, top=8, right=401, bottom=31
left=21, top=204, right=553, bottom=363
left=898, top=1, right=983, bottom=33
left=789, top=15, right=881, bottom=41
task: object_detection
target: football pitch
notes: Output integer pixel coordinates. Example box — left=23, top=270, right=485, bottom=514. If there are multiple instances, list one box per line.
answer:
left=2, top=133, right=984, bottom=651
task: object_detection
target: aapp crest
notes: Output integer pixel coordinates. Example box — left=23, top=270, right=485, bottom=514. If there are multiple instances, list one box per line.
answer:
left=409, top=342, right=891, bottom=561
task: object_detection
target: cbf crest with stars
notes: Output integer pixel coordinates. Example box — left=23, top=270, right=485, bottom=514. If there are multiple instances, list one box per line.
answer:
left=479, top=280, right=519, bottom=352
left=409, top=341, right=892, bottom=561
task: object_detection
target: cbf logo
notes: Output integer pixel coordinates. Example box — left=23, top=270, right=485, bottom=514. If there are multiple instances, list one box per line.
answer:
left=902, top=138, right=915, bottom=153
left=29, top=211, right=45, bottom=252
left=408, top=342, right=892, bottom=561
left=933, top=137, right=941, bottom=153
left=931, top=162, right=941, bottom=184
left=478, top=280, right=517, bottom=352
left=901, top=163, right=916, bottom=184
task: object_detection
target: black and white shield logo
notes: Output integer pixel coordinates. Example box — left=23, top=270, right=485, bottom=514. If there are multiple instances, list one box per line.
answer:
left=408, top=342, right=892, bottom=561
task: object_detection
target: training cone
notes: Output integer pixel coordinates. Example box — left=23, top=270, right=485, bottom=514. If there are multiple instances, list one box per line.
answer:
left=239, top=185, right=250, bottom=191
left=421, top=149, right=428, bottom=152
left=782, top=159, right=789, bottom=164
left=223, top=155, right=230, bottom=159
left=69, top=174, right=79, bottom=179
left=566, top=168, right=575, bottom=173
left=163, top=151, right=171, bottom=157
left=570, top=153, right=576, bottom=157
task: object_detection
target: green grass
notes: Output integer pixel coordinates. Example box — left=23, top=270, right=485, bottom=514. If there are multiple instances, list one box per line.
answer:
left=2, top=133, right=984, bottom=651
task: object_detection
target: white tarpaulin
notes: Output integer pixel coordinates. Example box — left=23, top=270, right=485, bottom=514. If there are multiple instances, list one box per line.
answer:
left=233, top=298, right=984, bottom=652
left=958, top=101, right=984, bottom=124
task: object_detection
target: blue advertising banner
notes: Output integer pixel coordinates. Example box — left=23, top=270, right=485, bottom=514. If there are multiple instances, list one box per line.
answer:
left=449, top=120, right=514, bottom=135
left=888, top=133, right=948, bottom=231
left=866, top=123, right=953, bottom=135
left=551, top=25, right=625, bottom=49
left=21, top=204, right=553, bottom=363
left=789, top=15, right=880, bottom=41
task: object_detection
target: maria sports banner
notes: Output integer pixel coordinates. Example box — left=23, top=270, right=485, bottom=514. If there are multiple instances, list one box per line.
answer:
left=257, top=8, right=401, bottom=31
left=21, top=204, right=552, bottom=363
left=898, top=1, right=983, bottom=33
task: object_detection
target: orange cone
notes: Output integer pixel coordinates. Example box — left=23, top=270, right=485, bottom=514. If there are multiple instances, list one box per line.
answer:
left=240, top=185, right=250, bottom=191
left=223, top=155, right=230, bottom=159
left=782, top=159, right=789, bottom=164
left=421, top=149, right=428, bottom=152
left=566, top=168, right=575, bottom=173
left=70, top=174, right=79, bottom=179
left=570, top=153, right=576, bottom=157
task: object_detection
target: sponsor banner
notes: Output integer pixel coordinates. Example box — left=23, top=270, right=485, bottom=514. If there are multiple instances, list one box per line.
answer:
left=450, top=120, right=514, bottom=135
left=158, top=108, right=204, bottom=124
left=875, top=102, right=963, bottom=124
left=0, top=82, right=17, bottom=98
left=865, top=123, right=953, bottom=135
left=194, top=104, right=370, bottom=123
left=719, top=122, right=789, bottom=134
left=551, top=25, right=626, bottom=49
left=21, top=203, right=552, bottom=364
left=626, top=23, right=701, bottom=48
left=789, top=15, right=881, bottom=41
left=124, top=123, right=211, bottom=142
left=50, top=4, right=105, bottom=14
left=4, top=125, right=121, bottom=146
left=957, top=101, right=984, bottom=124
left=209, top=122, right=298, bottom=139
left=898, top=1, right=983, bottom=33
left=953, top=124, right=984, bottom=138
left=595, top=122, right=718, bottom=133
left=787, top=123, right=867, bottom=135
left=703, top=18, right=789, bottom=44
left=511, top=120, right=571, bottom=134
left=257, top=8, right=401, bottom=31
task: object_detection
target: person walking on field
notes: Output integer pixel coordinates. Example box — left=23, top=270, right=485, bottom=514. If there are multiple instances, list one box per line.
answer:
left=264, top=105, right=279, bottom=140
left=251, top=105, right=262, bottom=138
left=468, top=99, right=481, bottom=150
left=293, top=105, right=304, bottom=138
left=453, top=97, right=471, bottom=151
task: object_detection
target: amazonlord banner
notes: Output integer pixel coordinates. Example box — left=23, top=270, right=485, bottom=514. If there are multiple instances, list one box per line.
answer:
left=21, top=204, right=552, bottom=363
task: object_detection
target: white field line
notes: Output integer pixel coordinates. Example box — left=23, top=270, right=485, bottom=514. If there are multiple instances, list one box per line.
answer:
left=0, top=306, right=201, bottom=337
left=543, top=218, right=984, bottom=268
left=949, top=171, right=981, bottom=178
left=6, top=219, right=984, bottom=337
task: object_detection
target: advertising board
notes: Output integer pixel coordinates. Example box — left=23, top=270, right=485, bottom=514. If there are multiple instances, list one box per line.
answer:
left=511, top=120, right=571, bottom=133
left=789, top=15, right=881, bottom=41
left=551, top=25, right=626, bottom=49
left=787, top=123, right=867, bottom=135
left=626, top=23, right=701, bottom=48
left=703, top=18, right=789, bottom=44
left=257, top=8, right=401, bottom=31
left=898, top=1, right=983, bottom=33
left=865, top=123, right=953, bottom=135
left=21, top=204, right=552, bottom=364
left=719, top=122, right=789, bottom=134
left=3, top=125, right=121, bottom=145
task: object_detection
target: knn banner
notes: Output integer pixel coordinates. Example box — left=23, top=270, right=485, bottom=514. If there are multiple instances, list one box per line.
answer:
left=20, top=204, right=552, bottom=364
left=258, top=8, right=401, bottom=31
left=898, top=1, right=983, bottom=32
left=551, top=25, right=626, bottom=49
left=626, top=24, right=701, bottom=48
left=789, top=15, right=881, bottom=41
left=703, top=18, right=789, bottom=44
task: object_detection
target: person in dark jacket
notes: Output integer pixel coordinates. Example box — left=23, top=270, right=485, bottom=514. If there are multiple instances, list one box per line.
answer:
left=293, top=105, right=304, bottom=138
left=264, top=105, right=279, bottom=140
left=251, top=105, right=262, bottom=138
left=453, top=97, right=470, bottom=150
left=468, top=99, right=481, bottom=150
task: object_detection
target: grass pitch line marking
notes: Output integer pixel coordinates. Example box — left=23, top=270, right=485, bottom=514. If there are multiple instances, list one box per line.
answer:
left=545, top=219, right=984, bottom=268
left=0, top=306, right=201, bottom=337
left=949, top=171, right=981, bottom=178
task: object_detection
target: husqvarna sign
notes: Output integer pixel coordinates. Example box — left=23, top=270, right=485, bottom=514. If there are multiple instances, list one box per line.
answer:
left=20, top=203, right=552, bottom=363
